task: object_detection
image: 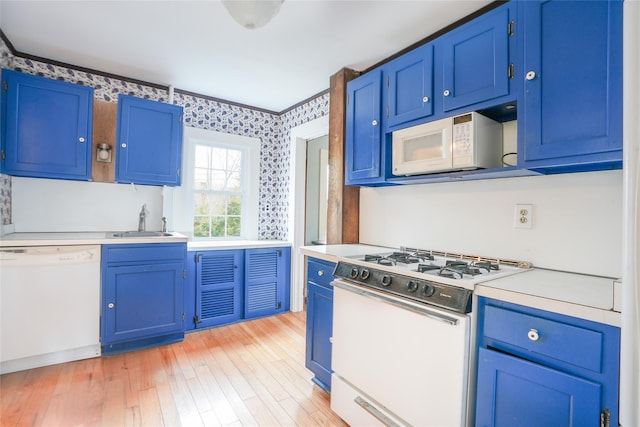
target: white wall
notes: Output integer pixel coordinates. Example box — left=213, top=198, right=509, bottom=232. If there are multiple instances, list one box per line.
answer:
left=12, top=177, right=163, bottom=232
left=360, top=169, right=622, bottom=278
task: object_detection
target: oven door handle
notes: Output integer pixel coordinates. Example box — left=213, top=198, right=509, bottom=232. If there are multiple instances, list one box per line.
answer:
left=354, top=396, right=402, bottom=427
left=332, top=280, right=461, bottom=325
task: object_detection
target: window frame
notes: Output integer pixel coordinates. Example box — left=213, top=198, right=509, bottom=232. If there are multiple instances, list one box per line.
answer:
left=168, top=126, right=260, bottom=240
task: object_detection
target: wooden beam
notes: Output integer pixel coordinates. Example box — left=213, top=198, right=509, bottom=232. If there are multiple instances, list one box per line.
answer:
left=91, top=100, right=117, bottom=183
left=327, top=68, right=359, bottom=245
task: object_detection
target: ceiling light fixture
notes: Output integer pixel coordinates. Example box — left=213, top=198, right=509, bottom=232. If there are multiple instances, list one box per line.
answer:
left=222, top=0, right=284, bottom=30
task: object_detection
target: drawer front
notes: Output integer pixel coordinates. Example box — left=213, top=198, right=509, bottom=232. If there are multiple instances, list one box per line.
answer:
left=483, top=305, right=604, bottom=373
left=307, top=258, right=335, bottom=288
left=103, top=243, right=186, bottom=264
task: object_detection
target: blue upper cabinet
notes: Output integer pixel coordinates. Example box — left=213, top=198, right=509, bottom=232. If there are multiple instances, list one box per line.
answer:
left=520, top=0, right=623, bottom=172
left=441, top=4, right=513, bottom=113
left=386, top=43, right=434, bottom=129
left=115, top=94, right=183, bottom=186
left=1, top=69, right=93, bottom=181
left=345, top=69, right=386, bottom=186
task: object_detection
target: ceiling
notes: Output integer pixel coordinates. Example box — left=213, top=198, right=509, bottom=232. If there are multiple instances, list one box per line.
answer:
left=0, top=0, right=493, bottom=113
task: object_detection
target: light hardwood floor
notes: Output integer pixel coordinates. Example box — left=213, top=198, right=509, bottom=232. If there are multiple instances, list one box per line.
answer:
left=0, top=311, right=347, bottom=427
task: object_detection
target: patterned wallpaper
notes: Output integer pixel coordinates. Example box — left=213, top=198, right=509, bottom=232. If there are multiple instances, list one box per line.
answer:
left=0, top=36, right=330, bottom=238
left=0, top=37, right=11, bottom=226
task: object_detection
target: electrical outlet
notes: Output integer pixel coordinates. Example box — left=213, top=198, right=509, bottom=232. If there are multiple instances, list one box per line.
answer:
left=514, top=204, right=533, bottom=229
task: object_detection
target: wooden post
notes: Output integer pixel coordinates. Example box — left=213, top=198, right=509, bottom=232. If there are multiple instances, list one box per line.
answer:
left=91, top=100, right=117, bottom=183
left=327, top=68, right=360, bottom=245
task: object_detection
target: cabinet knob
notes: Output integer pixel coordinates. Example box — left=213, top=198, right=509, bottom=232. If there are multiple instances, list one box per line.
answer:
left=525, top=71, right=537, bottom=81
left=108, top=302, right=115, bottom=309
left=371, top=120, right=378, bottom=126
left=318, top=270, right=324, bottom=276
left=78, top=137, right=86, bottom=143
left=423, top=96, right=429, bottom=103
left=443, top=90, right=450, bottom=97
left=329, top=336, right=334, bottom=344
left=121, top=143, right=127, bottom=148
left=527, top=328, right=540, bottom=341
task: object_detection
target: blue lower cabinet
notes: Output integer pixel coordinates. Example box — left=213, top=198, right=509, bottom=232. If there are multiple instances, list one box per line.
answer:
left=184, top=246, right=291, bottom=332
left=305, top=257, right=336, bottom=392
left=244, top=247, right=291, bottom=320
left=193, top=250, right=243, bottom=329
left=101, top=243, right=187, bottom=354
left=475, top=297, right=620, bottom=427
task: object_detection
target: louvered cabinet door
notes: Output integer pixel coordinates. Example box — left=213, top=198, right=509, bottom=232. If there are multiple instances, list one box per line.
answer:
left=244, top=247, right=291, bottom=320
left=195, top=250, right=243, bottom=328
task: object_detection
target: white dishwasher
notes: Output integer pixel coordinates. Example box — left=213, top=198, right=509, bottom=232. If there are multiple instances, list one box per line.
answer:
left=0, top=245, right=101, bottom=374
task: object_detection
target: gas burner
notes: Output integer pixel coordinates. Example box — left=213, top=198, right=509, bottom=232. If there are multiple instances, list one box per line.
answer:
left=379, top=258, right=395, bottom=267
left=472, top=261, right=500, bottom=271
left=446, top=260, right=469, bottom=268
left=438, top=267, right=463, bottom=279
left=417, top=264, right=440, bottom=273
left=387, top=252, right=423, bottom=264
left=364, top=254, right=384, bottom=262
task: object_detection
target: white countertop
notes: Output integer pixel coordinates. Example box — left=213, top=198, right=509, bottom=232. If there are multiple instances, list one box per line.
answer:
left=476, top=268, right=621, bottom=327
left=299, top=244, right=621, bottom=327
left=299, top=243, right=395, bottom=263
left=0, top=231, right=188, bottom=246
left=0, top=232, right=292, bottom=251
left=187, top=240, right=290, bottom=250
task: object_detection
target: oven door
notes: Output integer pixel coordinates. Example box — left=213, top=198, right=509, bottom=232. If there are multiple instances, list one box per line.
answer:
left=331, top=279, right=471, bottom=427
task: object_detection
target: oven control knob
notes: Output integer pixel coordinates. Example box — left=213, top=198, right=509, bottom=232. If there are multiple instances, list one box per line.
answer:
left=422, top=284, right=436, bottom=297
left=381, top=275, right=392, bottom=287
left=350, top=267, right=359, bottom=279
left=406, top=280, right=419, bottom=293
left=360, top=269, right=370, bottom=280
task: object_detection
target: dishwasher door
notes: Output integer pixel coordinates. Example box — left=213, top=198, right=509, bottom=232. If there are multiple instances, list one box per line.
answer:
left=0, top=245, right=101, bottom=374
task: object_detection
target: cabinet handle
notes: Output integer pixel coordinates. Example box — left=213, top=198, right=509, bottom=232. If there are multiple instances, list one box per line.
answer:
left=78, top=137, right=86, bottom=143
left=107, top=302, right=115, bottom=309
left=527, top=328, right=540, bottom=341
left=525, top=71, right=537, bottom=81
left=371, top=119, right=378, bottom=126
left=423, top=96, right=429, bottom=103
left=121, top=143, right=127, bottom=148
left=318, top=270, right=324, bottom=276
left=443, top=90, right=450, bottom=96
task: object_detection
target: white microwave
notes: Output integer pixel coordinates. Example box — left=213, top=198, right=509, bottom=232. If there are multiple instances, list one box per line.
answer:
left=392, top=112, right=503, bottom=176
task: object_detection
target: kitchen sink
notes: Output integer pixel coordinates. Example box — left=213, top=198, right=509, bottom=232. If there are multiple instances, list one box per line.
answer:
left=110, top=231, right=174, bottom=238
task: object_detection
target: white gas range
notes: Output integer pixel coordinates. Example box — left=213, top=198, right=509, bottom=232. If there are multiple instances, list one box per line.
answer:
left=329, top=247, right=532, bottom=427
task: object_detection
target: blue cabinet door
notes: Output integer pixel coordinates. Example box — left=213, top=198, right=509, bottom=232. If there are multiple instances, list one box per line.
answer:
left=345, top=69, right=384, bottom=185
left=475, top=347, right=602, bottom=427
left=101, top=243, right=186, bottom=353
left=1, top=69, right=93, bottom=180
left=116, top=94, right=183, bottom=186
left=244, top=247, right=290, bottom=319
left=194, top=250, right=243, bottom=329
left=521, top=0, right=622, bottom=172
left=305, top=282, right=333, bottom=392
left=102, top=262, right=184, bottom=346
left=441, top=5, right=512, bottom=112
left=386, top=44, right=434, bottom=128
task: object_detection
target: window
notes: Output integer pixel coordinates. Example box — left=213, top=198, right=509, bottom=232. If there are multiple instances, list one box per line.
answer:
left=193, top=145, right=244, bottom=238
left=168, top=127, right=259, bottom=240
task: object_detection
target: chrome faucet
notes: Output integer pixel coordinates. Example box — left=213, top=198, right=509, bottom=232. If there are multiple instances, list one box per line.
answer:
left=138, top=204, right=149, bottom=232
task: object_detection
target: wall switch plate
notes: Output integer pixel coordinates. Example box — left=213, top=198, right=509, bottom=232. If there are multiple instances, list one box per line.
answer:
left=514, top=204, right=533, bottom=229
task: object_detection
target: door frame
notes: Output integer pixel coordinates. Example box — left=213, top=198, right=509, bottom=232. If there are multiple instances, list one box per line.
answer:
left=288, top=115, right=329, bottom=312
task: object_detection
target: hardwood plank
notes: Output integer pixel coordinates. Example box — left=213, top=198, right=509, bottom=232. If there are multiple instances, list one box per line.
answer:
left=138, top=387, right=164, bottom=427
left=0, top=312, right=346, bottom=427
